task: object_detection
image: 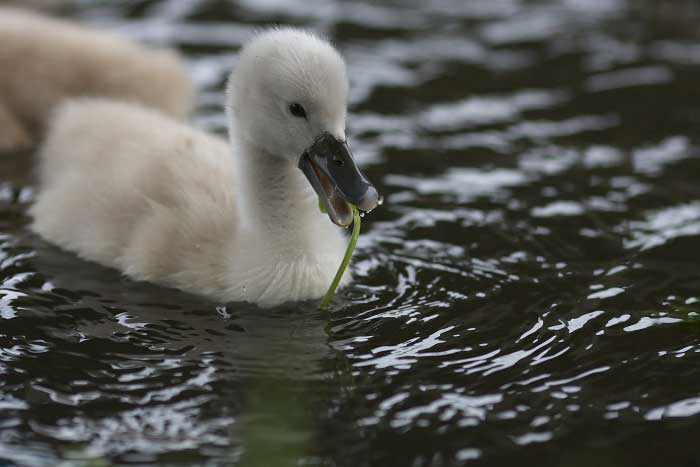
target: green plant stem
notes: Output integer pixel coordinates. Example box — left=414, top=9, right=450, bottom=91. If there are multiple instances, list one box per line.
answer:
left=320, top=205, right=360, bottom=309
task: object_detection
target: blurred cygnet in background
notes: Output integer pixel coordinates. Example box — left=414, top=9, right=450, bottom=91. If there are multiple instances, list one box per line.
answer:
left=0, top=7, right=194, bottom=152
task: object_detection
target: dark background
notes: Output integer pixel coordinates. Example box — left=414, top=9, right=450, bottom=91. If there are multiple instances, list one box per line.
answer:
left=1, top=0, right=700, bottom=465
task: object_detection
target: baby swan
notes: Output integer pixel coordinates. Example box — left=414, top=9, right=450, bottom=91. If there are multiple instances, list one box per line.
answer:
left=30, top=28, right=379, bottom=308
left=0, top=8, right=193, bottom=152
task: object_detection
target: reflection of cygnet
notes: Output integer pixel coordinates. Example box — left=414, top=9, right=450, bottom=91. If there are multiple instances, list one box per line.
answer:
left=31, top=28, right=379, bottom=307
left=0, top=8, right=193, bottom=152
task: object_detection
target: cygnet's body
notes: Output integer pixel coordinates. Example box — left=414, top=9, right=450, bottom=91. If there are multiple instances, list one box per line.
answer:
left=0, top=8, right=193, bottom=152
left=30, top=29, right=378, bottom=307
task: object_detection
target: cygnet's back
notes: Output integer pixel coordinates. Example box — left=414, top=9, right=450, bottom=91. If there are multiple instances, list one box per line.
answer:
left=0, top=8, right=194, bottom=152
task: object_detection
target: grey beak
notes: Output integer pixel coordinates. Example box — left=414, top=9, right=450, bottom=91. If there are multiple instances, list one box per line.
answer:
left=299, top=132, right=379, bottom=226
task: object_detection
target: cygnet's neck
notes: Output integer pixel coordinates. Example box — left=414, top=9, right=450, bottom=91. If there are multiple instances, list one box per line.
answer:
left=235, top=140, right=324, bottom=241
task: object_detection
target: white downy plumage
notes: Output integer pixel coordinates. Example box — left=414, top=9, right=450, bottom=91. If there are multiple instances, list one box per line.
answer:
left=31, top=28, right=363, bottom=307
left=0, top=8, right=193, bottom=152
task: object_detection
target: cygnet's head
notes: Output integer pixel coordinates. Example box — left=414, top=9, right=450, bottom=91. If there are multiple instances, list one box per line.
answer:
left=227, top=28, right=378, bottom=227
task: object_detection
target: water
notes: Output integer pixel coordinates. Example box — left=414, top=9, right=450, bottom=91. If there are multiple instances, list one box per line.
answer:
left=2, top=0, right=700, bottom=465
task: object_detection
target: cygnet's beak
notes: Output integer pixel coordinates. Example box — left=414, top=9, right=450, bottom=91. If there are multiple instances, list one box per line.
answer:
left=298, top=132, right=379, bottom=227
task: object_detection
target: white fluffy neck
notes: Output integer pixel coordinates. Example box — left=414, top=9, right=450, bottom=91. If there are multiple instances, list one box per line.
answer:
left=235, top=140, right=325, bottom=243
left=220, top=128, right=351, bottom=307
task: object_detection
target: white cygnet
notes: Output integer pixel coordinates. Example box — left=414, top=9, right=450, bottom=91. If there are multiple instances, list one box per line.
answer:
left=30, top=28, right=379, bottom=307
left=0, top=8, right=193, bottom=152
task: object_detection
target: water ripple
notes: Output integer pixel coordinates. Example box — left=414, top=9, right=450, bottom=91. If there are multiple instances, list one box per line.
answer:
left=3, top=0, right=700, bottom=466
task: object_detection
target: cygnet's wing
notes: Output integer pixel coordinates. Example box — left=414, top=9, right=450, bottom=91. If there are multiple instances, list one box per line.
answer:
left=30, top=98, right=238, bottom=289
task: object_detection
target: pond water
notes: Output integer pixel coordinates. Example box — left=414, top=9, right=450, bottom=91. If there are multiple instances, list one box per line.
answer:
left=2, top=0, right=700, bottom=465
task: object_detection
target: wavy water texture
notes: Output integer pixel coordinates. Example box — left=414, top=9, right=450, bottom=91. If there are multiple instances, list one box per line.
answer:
left=2, top=0, right=700, bottom=466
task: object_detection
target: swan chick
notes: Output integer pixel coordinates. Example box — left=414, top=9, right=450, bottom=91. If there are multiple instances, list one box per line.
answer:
left=30, top=28, right=379, bottom=307
left=0, top=7, right=194, bottom=152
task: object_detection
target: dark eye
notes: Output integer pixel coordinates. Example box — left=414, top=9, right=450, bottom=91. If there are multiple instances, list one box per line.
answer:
left=289, top=103, right=307, bottom=119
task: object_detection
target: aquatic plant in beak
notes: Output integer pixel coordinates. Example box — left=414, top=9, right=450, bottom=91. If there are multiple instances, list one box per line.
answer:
left=319, top=204, right=361, bottom=308
left=298, top=133, right=379, bottom=307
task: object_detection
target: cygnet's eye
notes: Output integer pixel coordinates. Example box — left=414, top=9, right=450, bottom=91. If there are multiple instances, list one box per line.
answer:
left=289, top=102, right=307, bottom=119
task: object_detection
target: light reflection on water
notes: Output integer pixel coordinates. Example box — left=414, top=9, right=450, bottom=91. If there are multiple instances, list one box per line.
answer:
left=2, top=0, right=700, bottom=466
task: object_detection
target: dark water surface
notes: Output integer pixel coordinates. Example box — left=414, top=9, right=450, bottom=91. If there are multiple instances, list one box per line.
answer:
left=2, top=0, right=700, bottom=465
